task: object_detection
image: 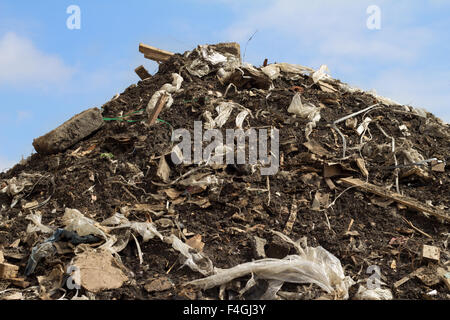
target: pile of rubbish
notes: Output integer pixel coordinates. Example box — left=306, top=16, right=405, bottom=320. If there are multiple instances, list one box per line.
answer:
left=0, top=42, right=449, bottom=300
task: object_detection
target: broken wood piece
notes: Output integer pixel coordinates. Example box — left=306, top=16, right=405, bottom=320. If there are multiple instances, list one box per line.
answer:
left=415, top=266, right=441, bottom=286
left=33, top=108, right=104, bottom=155
left=148, top=93, right=169, bottom=125
left=283, top=199, right=298, bottom=235
left=303, top=140, right=329, bottom=158
left=324, top=178, right=336, bottom=190
left=0, top=251, right=3, bottom=264
left=318, top=81, right=337, bottom=93
left=139, top=43, right=174, bottom=62
left=394, top=267, right=425, bottom=288
left=10, top=277, right=30, bottom=288
left=135, top=65, right=151, bottom=80
left=422, top=245, right=440, bottom=262
left=0, top=262, right=19, bottom=279
left=355, top=158, right=369, bottom=177
left=340, top=177, right=450, bottom=223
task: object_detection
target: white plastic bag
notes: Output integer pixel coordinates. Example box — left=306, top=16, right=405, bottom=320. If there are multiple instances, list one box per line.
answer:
left=354, top=285, right=393, bottom=300
left=188, top=232, right=354, bottom=299
left=168, top=235, right=214, bottom=276
left=62, top=208, right=108, bottom=239
left=311, top=65, right=331, bottom=83
left=261, top=65, right=281, bottom=80
left=287, top=93, right=321, bottom=140
left=26, top=212, right=53, bottom=234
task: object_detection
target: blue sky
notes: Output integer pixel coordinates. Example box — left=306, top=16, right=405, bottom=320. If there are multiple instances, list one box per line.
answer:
left=1, top=0, right=449, bottom=171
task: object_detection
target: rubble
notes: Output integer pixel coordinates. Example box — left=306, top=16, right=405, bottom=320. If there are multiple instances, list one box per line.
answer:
left=32, top=108, right=104, bottom=155
left=1, top=42, right=449, bottom=300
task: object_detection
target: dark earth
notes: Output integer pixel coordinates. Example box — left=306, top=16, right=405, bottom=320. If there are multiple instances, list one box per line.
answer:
left=1, top=46, right=449, bottom=300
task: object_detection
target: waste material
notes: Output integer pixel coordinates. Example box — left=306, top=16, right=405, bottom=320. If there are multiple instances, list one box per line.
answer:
left=354, top=286, right=393, bottom=300
left=32, top=108, right=104, bottom=155
left=71, top=247, right=128, bottom=293
left=135, top=65, right=152, bottom=80
left=1, top=41, right=449, bottom=300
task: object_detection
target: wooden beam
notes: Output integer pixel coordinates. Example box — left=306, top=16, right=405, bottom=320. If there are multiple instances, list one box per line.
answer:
left=135, top=65, right=152, bottom=80
left=148, top=93, right=169, bottom=126
left=139, top=43, right=174, bottom=62
left=340, top=177, right=450, bottom=223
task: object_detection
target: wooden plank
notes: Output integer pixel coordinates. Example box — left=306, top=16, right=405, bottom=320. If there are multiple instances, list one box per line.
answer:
left=283, top=198, right=298, bottom=235
left=135, top=65, right=151, bottom=80
left=10, top=277, right=30, bottom=288
left=148, top=93, right=169, bottom=126
left=394, top=267, right=425, bottom=288
left=340, top=177, right=450, bottom=223
left=0, top=263, right=19, bottom=279
left=139, top=43, right=174, bottom=62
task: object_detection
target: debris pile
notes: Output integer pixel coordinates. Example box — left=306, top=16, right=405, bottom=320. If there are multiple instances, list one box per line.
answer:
left=0, top=42, right=449, bottom=300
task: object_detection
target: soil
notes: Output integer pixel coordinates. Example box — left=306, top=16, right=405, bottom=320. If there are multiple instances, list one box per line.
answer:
left=0, top=49, right=449, bottom=300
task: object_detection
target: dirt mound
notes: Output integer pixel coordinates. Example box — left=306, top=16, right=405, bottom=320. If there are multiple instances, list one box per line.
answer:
left=0, top=43, right=449, bottom=300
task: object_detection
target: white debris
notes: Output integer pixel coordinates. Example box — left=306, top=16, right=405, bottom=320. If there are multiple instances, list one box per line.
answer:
left=311, top=65, right=331, bottom=83
left=287, top=93, right=321, bottom=140
left=354, top=286, right=393, bottom=300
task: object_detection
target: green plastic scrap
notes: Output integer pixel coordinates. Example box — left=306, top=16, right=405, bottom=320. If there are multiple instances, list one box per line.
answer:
left=100, top=153, right=114, bottom=159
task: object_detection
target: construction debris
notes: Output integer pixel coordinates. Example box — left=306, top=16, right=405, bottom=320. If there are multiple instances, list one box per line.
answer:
left=422, top=245, right=440, bottom=262
left=135, top=65, right=152, bottom=80
left=32, top=108, right=104, bottom=155
left=72, top=248, right=128, bottom=293
left=0, top=262, right=19, bottom=279
left=1, top=41, right=449, bottom=300
left=139, top=43, right=174, bottom=62
left=340, top=177, right=450, bottom=223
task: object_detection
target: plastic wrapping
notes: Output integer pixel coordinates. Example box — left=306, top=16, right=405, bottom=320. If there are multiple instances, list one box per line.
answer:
left=235, top=110, right=249, bottom=129
left=168, top=234, right=214, bottom=276
left=311, top=65, right=330, bottom=83
left=354, top=285, right=393, bottom=300
left=278, top=63, right=314, bottom=74
left=214, top=102, right=235, bottom=128
left=160, top=73, right=184, bottom=93
left=26, top=212, right=53, bottom=234
left=62, top=208, right=108, bottom=239
left=287, top=93, right=321, bottom=140
left=25, top=241, right=56, bottom=276
left=261, top=65, right=280, bottom=80
left=261, top=63, right=313, bottom=80
left=178, top=174, right=222, bottom=187
left=188, top=232, right=354, bottom=299
left=146, top=73, right=182, bottom=115
left=186, top=45, right=240, bottom=78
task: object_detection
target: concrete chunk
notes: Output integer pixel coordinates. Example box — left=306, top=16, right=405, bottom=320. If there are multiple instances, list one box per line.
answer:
left=33, top=108, right=104, bottom=155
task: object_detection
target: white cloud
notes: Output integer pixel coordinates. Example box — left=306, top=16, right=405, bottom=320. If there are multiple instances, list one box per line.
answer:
left=225, top=1, right=433, bottom=63
left=0, top=32, right=76, bottom=88
left=223, top=0, right=449, bottom=121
